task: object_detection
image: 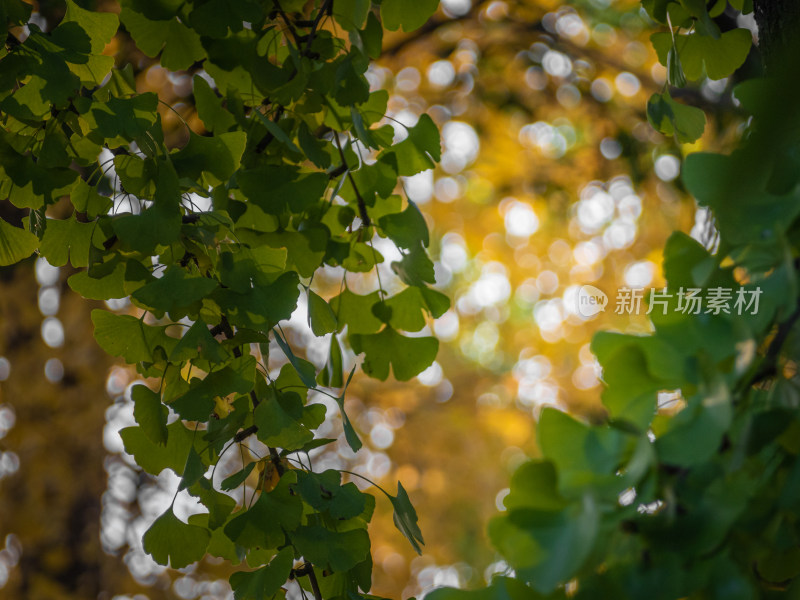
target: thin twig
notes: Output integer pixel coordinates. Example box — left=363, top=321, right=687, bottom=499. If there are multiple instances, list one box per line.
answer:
left=333, top=133, right=371, bottom=227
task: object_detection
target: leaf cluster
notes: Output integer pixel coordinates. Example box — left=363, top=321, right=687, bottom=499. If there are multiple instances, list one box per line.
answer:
left=0, top=0, right=446, bottom=597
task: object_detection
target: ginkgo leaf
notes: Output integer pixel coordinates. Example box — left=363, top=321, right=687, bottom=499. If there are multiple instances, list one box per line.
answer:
left=0, top=219, right=38, bottom=266
left=292, top=525, right=370, bottom=573
left=131, top=267, right=218, bottom=315
left=193, top=75, right=236, bottom=133
left=378, top=200, right=430, bottom=249
left=229, top=547, right=293, bottom=600
left=381, top=0, right=439, bottom=32
left=224, top=473, right=302, bottom=550
left=143, top=507, right=211, bottom=569
left=647, top=91, right=706, bottom=144
left=308, top=290, right=338, bottom=336
left=91, top=310, right=174, bottom=363
left=188, top=478, right=236, bottom=530
left=120, top=421, right=195, bottom=476
left=131, top=384, right=168, bottom=446
left=350, top=327, right=438, bottom=381
left=389, top=482, right=425, bottom=554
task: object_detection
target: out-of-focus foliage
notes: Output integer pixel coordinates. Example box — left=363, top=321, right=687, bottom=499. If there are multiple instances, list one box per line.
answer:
left=429, top=1, right=800, bottom=598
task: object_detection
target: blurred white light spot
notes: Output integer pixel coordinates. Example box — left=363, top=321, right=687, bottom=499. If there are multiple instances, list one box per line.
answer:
left=44, top=358, right=64, bottom=383
left=655, top=155, right=680, bottom=182
left=38, top=286, right=60, bottom=316
left=183, top=193, right=211, bottom=213
left=105, top=298, right=130, bottom=311
left=365, top=451, right=392, bottom=479
left=0, top=358, right=9, bottom=382
left=41, top=317, right=65, bottom=348
left=615, top=72, right=641, bottom=97
left=404, top=170, right=434, bottom=204
left=515, top=279, right=540, bottom=305
left=617, top=194, right=642, bottom=220
left=556, top=84, right=581, bottom=108
left=106, top=366, right=129, bottom=397
left=437, top=379, right=454, bottom=402
left=536, top=270, right=559, bottom=295
left=391, top=109, right=419, bottom=143
left=573, top=241, right=603, bottom=266
left=577, top=190, right=615, bottom=233
left=590, top=77, right=613, bottom=102
left=434, top=176, right=462, bottom=203
left=542, top=50, right=572, bottom=78
left=517, top=378, right=560, bottom=410
left=440, top=233, right=469, bottom=272
left=0, top=451, right=19, bottom=478
left=485, top=1, right=508, bottom=20
left=395, top=66, right=421, bottom=92
left=495, top=488, right=510, bottom=510
left=600, top=137, right=622, bottom=159
left=525, top=66, right=547, bottom=91
left=619, top=488, right=637, bottom=506
left=427, top=60, right=456, bottom=88
left=556, top=13, right=588, bottom=44
left=604, top=220, right=637, bottom=249
left=441, top=121, right=480, bottom=174
left=442, top=0, right=471, bottom=17
left=370, top=424, right=394, bottom=449
left=625, top=261, right=655, bottom=287
left=592, top=23, right=616, bottom=46
left=534, top=299, right=564, bottom=332
left=35, top=257, right=59, bottom=287
left=503, top=200, right=539, bottom=239
left=473, top=321, right=499, bottom=350
left=471, top=263, right=511, bottom=307
left=519, top=121, right=567, bottom=158
left=418, top=362, right=443, bottom=386
left=0, top=405, right=16, bottom=438
left=433, top=310, right=460, bottom=342
left=572, top=364, right=600, bottom=390
left=515, top=353, right=551, bottom=378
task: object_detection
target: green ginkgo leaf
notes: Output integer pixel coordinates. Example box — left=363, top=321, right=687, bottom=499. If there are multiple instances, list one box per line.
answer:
left=0, top=219, right=38, bottom=266
left=229, top=547, right=293, bottom=600
left=143, top=507, right=211, bottom=569
left=131, top=384, right=168, bottom=446
left=389, top=482, right=424, bottom=554
left=350, top=327, right=438, bottom=381
left=381, top=0, right=439, bottom=32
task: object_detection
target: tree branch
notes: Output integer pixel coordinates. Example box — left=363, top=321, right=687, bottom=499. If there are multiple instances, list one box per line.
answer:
left=333, top=134, right=371, bottom=227
left=743, top=301, right=800, bottom=389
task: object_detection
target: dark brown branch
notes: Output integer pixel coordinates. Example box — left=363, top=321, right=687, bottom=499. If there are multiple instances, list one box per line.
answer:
left=328, top=163, right=348, bottom=179
left=254, top=106, right=285, bottom=153
left=743, top=302, right=800, bottom=389
left=307, top=565, right=324, bottom=600
left=333, top=134, right=370, bottom=227
left=273, top=0, right=303, bottom=49
left=233, top=425, right=258, bottom=443
left=301, top=0, right=333, bottom=58
left=255, top=0, right=332, bottom=153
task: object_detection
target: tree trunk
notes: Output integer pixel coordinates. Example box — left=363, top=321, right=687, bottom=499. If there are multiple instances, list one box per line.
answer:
left=753, top=0, right=800, bottom=72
